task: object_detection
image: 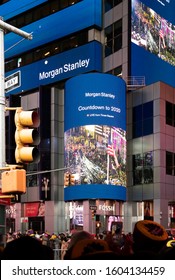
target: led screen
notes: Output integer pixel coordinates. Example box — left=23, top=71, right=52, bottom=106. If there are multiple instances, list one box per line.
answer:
left=131, top=0, right=175, bottom=87
left=64, top=73, right=126, bottom=201
left=64, top=125, right=126, bottom=187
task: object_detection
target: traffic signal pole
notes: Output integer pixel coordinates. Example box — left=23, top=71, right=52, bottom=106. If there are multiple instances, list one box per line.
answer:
left=0, top=18, right=32, bottom=246
left=0, top=18, right=32, bottom=169
left=0, top=21, right=5, bottom=169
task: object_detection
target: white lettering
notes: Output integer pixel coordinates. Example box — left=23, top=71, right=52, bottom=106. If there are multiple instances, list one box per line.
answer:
left=64, top=59, right=90, bottom=72
left=5, top=76, right=18, bottom=89
left=85, top=92, right=115, bottom=99
left=39, top=59, right=90, bottom=80
left=85, top=92, right=101, bottom=98
left=39, top=67, right=63, bottom=80
left=98, top=204, right=115, bottom=212
left=78, top=105, right=105, bottom=111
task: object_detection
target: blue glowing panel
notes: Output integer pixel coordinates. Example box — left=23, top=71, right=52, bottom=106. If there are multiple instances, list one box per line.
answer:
left=1, top=0, right=47, bottom=20
left=64, top=73, right=127, bottom=201
left=65, top=73, right=126, bottom=131
left=4, top=0, right=102, bottom=59
left=5, top=42, right=102, bottom=95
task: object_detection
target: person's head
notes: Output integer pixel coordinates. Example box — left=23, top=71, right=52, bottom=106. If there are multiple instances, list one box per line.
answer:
left=1, top=235, right=54, bottom=260
left=158, top=239, right=175, bottom=259
left=71, top=239, right=120, bottom=260
left=133, top=220, right=168, bottom=254
left=64, top=230, right=94, bottom=259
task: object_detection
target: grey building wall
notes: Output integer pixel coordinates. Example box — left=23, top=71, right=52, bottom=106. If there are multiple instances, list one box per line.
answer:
left=125, top=81, right=175, bottom=232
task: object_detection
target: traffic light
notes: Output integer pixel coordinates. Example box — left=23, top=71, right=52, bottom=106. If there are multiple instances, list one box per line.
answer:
left=96, top=221, right=101, bottom=228
left=14, top=107, right=40, bottom=164
left=91, top=210, right=96, bottom=219
left=69, top=174, right=75, bottom=185
left=1, top=169, right=26, bottom=194
left=64, top=172, right=70, bottom=186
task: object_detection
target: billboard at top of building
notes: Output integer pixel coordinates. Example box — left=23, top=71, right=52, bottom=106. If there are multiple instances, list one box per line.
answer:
left=64, top=73, right=126, bottom=202
left=131, top=0, right=175, bottom=88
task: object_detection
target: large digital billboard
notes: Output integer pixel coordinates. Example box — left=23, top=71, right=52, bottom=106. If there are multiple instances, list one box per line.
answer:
left=64, top=73, right=126, bottom=201
left=131, top=0, right=175, bottom=88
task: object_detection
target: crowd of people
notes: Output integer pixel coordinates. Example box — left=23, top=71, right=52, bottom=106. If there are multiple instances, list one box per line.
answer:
left=2, top=229, right=69, bottom=260
left=1, top=220, right=175, bottom=260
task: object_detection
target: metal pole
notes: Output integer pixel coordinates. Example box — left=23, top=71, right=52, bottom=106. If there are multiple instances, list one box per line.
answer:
left=0, top=19, right=32, bottom=40
left=0, top=18, right=32, bottom=168
left=0, top=25, right=5, bottom=168
left=0, top=18, right=32, bottom=246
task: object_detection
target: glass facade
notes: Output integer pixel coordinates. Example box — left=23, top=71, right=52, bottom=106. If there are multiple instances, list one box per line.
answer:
left=133, top=151, right=153, bottom=185
left=104, top=0, right=123, bottom=13
left=166, top=151, right=175, bottom=176
left=166, top=101, right=175, bottom=127
left=105, top=19, right=122, bottom=57
left=133, top=101, right=153, bottom=138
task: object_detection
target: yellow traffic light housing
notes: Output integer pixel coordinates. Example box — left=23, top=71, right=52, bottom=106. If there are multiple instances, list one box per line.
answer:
left=64, top=172, right=70, bottom=186
left=91, top=210, right=96, bottom=219
left=15, top=107, right=40, bottom=164
left=1, top=169, right=26, bottom=194
left=69, top=174, right=75, bottom=185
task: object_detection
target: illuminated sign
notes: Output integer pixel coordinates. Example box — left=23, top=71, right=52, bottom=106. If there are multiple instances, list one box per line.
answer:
left=131, top=0, right=175, bottom=87
left=64, top=73, right=126, bottom=201
left=69, top=202, right=83, bottom=227
left=98, top=204, right=115, bottom=212
left=5, top=42, right=102, bottom=95
left=23, top=202, right=45, bottom=217
left=39, top=59, right=90, bottom=81
left=141, top=0, right=175, bottom=23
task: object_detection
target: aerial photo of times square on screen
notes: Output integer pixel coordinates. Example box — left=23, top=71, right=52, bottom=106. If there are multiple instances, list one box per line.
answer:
left=64, top=125, right=126, bottom=187
left=131, top=0, right=175, bottom=67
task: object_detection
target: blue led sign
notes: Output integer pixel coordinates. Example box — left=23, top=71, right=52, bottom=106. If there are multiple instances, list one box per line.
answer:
left=5, top=42, right=102, bottom=95
left=64, top=73, right=126, bottom=201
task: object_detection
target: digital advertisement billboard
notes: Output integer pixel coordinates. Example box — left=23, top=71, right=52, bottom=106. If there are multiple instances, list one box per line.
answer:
left=131, top=0, right=175, bottom=88
left=64, top=73, right=126, bottom=201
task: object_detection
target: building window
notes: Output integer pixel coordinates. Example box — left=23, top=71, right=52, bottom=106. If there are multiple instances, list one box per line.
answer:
left=27, top=164, right=38, bottom=187
left=104, top=0, right=123, bottom=13
left=133, top=151, right=153, bottom=185
left=133, top=101, right=153, bottom=138
left=6, top=0, right=82, bottom=30
left=166, top=101, right=175, bottom=127
left=113, top=65, right=122, bottom=76
left=0, top=0, right=9, bottom=4
left=166, top=151, right=175, bottom=175
left=5, top=31, right=88, bottom=72
left=107, top=65, right=122, bottom=77
left=105, top=19, right=122, bottom=57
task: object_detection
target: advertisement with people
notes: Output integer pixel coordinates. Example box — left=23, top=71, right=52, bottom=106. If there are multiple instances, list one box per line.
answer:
left=23, top=202, right=45, bottom=217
